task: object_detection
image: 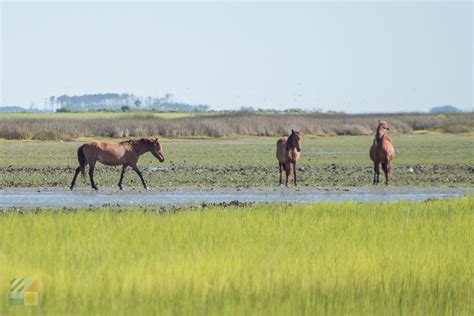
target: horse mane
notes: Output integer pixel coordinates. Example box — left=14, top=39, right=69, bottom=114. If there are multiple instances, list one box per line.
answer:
left=122, top=138, right=154, bottom=149
left=286, top=134, right=293, bottom=151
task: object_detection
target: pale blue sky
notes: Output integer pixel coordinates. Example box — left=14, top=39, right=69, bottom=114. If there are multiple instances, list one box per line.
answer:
left=1, top=1, right=472, bottom=112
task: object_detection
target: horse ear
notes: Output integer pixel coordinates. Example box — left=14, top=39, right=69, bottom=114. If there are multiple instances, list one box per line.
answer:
left=155, top=138, right=158, bottom=142
left=291, top=129, right=295, bottom=134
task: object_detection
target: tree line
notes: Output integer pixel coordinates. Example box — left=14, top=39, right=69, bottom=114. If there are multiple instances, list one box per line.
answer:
left=52, top=93, right=209, bottom=112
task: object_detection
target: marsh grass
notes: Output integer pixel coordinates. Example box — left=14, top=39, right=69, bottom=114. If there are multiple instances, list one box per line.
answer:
left=0, top=112, right=472, bottom=140
left=1, top=198, right=473, bottom=314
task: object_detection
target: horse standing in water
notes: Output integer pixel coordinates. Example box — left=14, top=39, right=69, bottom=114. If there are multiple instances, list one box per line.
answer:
left=276, top=130, right=303, bottom=187
left=370, top=121, right=395, bottom=185
left=70, top=138, right=165, bottom=190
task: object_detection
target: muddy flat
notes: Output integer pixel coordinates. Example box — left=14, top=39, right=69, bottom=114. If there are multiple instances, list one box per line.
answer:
left=1, top=187, right=472, bottom=208
left=1, top=135, right=473, bottom=189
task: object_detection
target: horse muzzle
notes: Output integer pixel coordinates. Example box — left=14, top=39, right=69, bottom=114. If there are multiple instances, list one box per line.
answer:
left=154, top=152, right=165, bottom=162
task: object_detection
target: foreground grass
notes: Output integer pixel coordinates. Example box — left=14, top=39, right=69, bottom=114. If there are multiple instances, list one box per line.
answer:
left=1, top=198, right=473, bottom=314
left=0, top=134, right=473, bottom=188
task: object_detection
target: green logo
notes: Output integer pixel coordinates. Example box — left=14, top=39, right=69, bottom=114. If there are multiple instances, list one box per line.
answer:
left=9, top=278, right=39, bottom=306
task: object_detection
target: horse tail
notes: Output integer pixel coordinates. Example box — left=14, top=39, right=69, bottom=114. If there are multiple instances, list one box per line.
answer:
left=383, top=161, right=394, bottom=175
left=77, top=145, right=86, bottom=178
left=388, top=161, right=394, bottom=175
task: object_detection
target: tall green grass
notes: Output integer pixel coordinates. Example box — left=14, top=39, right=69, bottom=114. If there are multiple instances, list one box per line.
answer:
left=1, top=198, right=473, bottom=314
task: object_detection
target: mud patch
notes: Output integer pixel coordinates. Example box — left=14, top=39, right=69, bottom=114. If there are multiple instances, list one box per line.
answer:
left=0, top=164, right=472, bottom=189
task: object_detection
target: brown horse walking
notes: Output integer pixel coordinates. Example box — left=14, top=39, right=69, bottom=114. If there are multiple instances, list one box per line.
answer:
left=70, top=138, right=165, bottom=190
left=276, top=129, right=303, bottom=186
left=370, top=121, right=395, bottom=185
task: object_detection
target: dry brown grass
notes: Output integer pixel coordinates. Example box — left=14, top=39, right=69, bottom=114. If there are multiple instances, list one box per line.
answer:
left=0, top=112, right=472, bottom=140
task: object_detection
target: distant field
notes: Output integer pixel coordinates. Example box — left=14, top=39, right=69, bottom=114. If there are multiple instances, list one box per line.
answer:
left=1, top=198, right=472, bottom=314
left=0, top=111, right=208, bottom=119
left=0, top=134, right=472, bottom=188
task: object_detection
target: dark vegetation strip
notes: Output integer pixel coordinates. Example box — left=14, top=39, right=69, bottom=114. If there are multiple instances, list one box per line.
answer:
left=1, top=164, right=472, bottom=189
left=2, top=164, right=472, bottom=173
left=0, top=112, right=472, bottom=140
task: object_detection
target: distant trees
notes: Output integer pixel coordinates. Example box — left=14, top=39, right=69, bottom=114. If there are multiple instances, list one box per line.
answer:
left=430, top=105, right=461, bottom=113
left=56, top=106, right=72, bottom=113
left=55, top=93, right=135, bottom=109
left=52, top=93, right=210, bottom=112
left=0, top=106, right=26, bottom=113
left=239, top=106, right=256, bottom=112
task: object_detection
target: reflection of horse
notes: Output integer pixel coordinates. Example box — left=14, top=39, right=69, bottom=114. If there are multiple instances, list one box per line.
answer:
left=70, top=138, right=165, bottom=190
left=370, top=121, right=395, bottom=185
left=276, top=130, right=303, bottom=187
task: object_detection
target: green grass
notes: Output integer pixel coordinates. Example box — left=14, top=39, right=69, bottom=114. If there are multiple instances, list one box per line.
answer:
left=0, top=111, right=209, bottom=119
left=1, top=198, right=473, bottom=314
left=0, top=134, right=473, bottom=188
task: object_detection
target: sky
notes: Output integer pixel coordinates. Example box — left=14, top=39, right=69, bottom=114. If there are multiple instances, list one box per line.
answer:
left=1, top=1, right=472, bottom=113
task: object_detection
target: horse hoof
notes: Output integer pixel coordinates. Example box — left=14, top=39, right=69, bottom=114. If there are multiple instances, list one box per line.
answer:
left=145, top=186, right=149, bottom=190
left=119, top=187, right=124, bottom=191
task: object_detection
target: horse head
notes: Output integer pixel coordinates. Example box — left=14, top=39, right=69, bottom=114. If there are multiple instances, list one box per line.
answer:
left=376, top=121, right=390, bottom=140
left=150, top=138, right=165, bottom=162
left=287, top=129, right=303, bottom=152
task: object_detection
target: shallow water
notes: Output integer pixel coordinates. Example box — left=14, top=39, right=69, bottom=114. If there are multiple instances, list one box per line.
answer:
left=0, top=187, right=472, bottom=208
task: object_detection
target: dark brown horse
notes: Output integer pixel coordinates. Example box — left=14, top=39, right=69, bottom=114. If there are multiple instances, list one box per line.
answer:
left=276, top=129, right=303, bottom=186
left=370, top=121, right=395, bottom=185
left=70, top=138, right=165, bottom=190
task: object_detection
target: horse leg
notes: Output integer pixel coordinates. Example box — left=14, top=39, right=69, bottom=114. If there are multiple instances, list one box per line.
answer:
left=132, top=165, right=148, bottom=190
left=293, top=162, right=297, bottom=186
left=279, top=163, right=283, bottom=186
left=373, top=162, right=377, bottom=185
left=382, top=163, right=389, bottom=185
left=70, top=167, right=81, bottom=190
left=285, top=163, right=290, bottom=187
left=118, top=165, right=127, bottom=190
left=89, top=162, right=98, bottom=190
left=374, top=162, right=380, bottom=185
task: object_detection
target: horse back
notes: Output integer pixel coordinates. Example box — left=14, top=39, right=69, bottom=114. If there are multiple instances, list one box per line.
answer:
left=82, top=141, right=131, bottom=165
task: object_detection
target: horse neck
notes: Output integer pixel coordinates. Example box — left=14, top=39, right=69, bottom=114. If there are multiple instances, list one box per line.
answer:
left=286, top=135, right=295, bottom=151
left=375, top=133, right=391, bottom=144
left=132, top=142, right=150, bottom=156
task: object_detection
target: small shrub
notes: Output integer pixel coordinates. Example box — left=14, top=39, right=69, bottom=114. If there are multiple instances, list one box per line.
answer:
left=443, top=125, right=470, bottom=133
